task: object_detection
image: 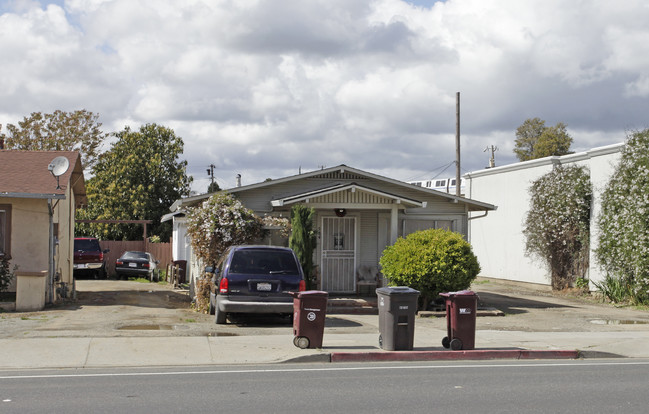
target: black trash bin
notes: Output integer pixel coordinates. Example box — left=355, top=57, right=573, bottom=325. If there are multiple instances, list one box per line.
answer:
left=440, top=290, right=479, bottom=350
left=290, top=290, right=329, bottom=349
left=376, top=286, right=420, bottom=351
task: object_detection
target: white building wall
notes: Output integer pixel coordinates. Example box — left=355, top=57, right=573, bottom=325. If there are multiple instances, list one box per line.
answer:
left=466, top=143, right=624, bottom=287
left=587, top=145, right=624, bottom=285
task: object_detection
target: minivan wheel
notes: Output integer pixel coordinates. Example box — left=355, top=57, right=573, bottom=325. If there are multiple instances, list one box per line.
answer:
left=215, top=306, right=227, bottom=324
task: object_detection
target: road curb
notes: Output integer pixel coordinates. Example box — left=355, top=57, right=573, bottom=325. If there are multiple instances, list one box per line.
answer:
left=330, top=349, right=581, bottom=362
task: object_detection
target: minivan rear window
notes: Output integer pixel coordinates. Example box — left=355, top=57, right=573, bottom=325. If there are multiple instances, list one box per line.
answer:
left=229, top=249, right=300, bottom=275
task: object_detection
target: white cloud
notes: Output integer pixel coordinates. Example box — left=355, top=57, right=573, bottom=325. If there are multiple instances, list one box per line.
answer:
left=1, top=0, right=648, bottom=192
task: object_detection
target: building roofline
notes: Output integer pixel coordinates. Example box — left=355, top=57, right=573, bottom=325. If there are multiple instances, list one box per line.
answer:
left=171, top=164, right=496, bottom=212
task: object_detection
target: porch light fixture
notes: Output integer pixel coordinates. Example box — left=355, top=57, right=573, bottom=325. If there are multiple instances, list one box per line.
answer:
left=334, top=208, right=346, bottom=217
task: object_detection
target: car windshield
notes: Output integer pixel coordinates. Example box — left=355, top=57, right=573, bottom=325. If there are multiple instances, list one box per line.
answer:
left=229, top=249, right=299, bottom=275
left=75, top=239, right=100, bottom=251
left=123, top=252, right=148, bottom=260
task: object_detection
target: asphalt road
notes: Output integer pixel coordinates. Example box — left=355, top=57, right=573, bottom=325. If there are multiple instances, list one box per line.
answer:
left=2, top=360, right=649, bottom=413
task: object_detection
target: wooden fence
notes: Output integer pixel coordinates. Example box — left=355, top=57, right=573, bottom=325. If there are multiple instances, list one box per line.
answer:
left=99, top=240, right=172, bottom=277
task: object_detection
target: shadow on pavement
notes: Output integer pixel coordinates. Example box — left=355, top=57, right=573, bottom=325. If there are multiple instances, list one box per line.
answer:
left=477, top=291, right=575, bottom=315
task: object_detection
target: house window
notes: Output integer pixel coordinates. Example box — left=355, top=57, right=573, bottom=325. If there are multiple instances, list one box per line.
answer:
left=0, top=204, right=11, bottom=258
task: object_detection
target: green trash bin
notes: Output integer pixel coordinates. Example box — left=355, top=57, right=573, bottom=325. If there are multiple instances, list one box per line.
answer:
left=376, top=286, right=420, bottom=351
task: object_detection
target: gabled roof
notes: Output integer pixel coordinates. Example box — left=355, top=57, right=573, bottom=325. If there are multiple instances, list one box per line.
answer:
left=171, top=164, right=496, bottom=212
left=0, top=150, right=86, bottom=202
left=270, top=182, right=427, bottom=208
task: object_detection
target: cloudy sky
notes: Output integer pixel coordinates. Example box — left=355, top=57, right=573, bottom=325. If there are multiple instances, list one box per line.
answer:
left=2, top=0, right=648, bottom=192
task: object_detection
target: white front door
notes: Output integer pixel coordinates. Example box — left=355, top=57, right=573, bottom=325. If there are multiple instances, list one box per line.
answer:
left=321, top=216, right=356, bottom=293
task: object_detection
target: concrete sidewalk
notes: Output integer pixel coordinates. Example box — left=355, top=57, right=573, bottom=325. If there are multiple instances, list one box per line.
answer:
left=2, top=278, right=649, bottom=369
left=1, top=323, right=648, bottom=369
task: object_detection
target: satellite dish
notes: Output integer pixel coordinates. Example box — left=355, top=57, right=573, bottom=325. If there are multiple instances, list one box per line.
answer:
left=48, top=156, right=70, bottom=189
left=48, top=156, right=70, bottom=177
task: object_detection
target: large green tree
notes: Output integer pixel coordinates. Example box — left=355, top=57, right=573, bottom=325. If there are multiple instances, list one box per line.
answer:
left=514, top=118, right=574, bottom=161
left=0, top=110, right=107, bottom=169
left=76, top=124, right=192, bottom=241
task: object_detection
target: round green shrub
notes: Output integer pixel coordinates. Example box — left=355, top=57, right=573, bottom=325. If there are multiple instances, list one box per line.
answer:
left=379, top=228, right=480, bottom=309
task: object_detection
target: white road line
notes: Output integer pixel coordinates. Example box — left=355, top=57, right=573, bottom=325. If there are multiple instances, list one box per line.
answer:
left=0, top=360, right=648, bottom=380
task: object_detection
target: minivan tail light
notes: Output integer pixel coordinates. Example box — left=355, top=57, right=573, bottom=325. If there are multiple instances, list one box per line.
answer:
left=298, top=280, right=306, bottom=292
left=219, top=278, right=229, bottom=294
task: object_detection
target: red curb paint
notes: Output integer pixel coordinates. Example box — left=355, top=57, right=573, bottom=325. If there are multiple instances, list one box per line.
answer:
left=330, top=349, right=580, bottom=363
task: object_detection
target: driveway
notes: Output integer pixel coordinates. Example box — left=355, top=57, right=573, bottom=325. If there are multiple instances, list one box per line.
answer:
left=0, top=280, right=375, bottom=338
left=0, top=279, right=648, bottom=339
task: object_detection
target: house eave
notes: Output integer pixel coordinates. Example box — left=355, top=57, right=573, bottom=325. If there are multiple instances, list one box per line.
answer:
left=271, top=182, right=427, bottom=208
left=0, top=192, right=66, bottom=200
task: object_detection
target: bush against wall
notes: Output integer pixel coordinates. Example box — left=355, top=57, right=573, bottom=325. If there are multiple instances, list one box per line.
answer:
left=185, top=192, right=263, bottom=313
left=596, top=130, right=649, bottom=305
left=524, top=165, right=592, bottom=290
left=186, top=192, right=263, bottom=267
left=379, top=229, right=480, bottom=310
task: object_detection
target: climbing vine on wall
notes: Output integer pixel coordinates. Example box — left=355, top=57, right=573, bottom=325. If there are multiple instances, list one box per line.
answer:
left=524, top=165, right=592, bottom=290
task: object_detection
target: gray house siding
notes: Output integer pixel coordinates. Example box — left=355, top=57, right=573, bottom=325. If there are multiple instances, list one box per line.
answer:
left=169, top=165, right=495, bottom=295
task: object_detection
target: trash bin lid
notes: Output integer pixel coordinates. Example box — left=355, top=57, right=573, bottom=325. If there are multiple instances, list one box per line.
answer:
left=376, top=286, right=420, bottom=296
left=439, top=290, right=478, bottom=298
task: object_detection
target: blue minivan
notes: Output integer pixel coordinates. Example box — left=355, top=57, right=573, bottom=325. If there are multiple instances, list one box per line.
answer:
left=209, top=245, right=306, bottom=324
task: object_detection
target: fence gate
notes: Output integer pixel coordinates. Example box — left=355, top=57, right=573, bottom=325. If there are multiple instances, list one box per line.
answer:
left=321, top=216, right=356, bottom=293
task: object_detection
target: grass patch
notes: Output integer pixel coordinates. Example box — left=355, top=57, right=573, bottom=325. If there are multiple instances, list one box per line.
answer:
left=132, top=277, right=151, bottom=283
left=20, top=315, right=48, bottom=321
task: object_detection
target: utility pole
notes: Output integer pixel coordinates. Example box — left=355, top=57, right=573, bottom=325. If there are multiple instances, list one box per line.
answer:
left=207, top=164, right=216, bottom=183
left=455, top=92, right=461, bottom=197
left=484, top=145, right=498, bottom=168
left=207, top=164, right=216, bottom=191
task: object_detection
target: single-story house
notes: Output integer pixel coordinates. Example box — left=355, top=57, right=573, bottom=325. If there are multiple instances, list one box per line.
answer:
left=465, top=143, right=624, bottom=288
left=164, top=164, right=496, bottom=294
left=0, top=150, right=86, bottom=309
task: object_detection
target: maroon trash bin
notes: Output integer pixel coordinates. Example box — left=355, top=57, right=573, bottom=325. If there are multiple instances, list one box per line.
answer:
left=290, top=290, right=329, bottom=349
left=440, top=290, right=479, bottom=351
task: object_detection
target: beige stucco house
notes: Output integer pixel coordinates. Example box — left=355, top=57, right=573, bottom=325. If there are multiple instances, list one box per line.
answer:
left=0, top=150, right=85, bottom=310
left=165, top=165, right=496, bottom=295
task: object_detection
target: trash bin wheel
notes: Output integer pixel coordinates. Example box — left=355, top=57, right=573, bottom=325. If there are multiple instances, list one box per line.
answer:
left=442, top=336, right=450, bottom=349
left=296, top=336, right=310, bottom=349
left=293, top=336, right=299, bottom=347
left=450, top=338, right=463, bottom=351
